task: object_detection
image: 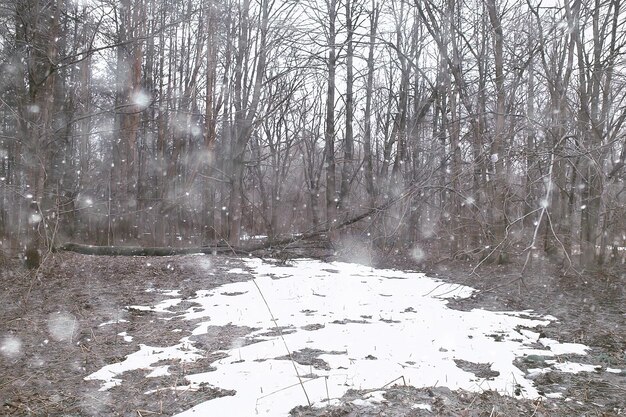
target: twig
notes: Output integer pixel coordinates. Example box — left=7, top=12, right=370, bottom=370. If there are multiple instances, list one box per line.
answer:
left=380, top=375, right=406, bottom=388
left=256, top=375, right=321, bottom=401
left=0, top=375, right=31, bottom=390
left=136, top=409, right=158, bottom=416
left=252, top=279, right=311, bottom=406
left=325, top=376, right=330, bottom=403
left=480, top=275, right=528, bottom=295
left=529, top=398, right=542, bottom=417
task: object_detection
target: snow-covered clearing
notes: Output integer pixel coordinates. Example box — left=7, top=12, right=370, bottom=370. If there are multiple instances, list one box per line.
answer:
left=85, top=258, right=602, bottom=416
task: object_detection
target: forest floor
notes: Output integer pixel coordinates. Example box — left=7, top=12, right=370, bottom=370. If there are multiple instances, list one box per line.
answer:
left=0, top=249, right=624, bottom=416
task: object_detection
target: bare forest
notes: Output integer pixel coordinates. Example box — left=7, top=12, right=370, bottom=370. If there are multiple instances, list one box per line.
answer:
left=1, top=0, right=625, bottom=268
left=1, top=1, right=626, bottom=415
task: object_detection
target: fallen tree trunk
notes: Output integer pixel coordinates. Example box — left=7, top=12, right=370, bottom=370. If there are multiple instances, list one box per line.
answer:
left=58, top=177, right=432, bottom=257
left=58, top=243, right=239, bottom=256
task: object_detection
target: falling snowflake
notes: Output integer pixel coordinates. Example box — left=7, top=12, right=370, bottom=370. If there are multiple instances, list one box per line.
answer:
left=47, top=312, right=77, bottom=342
left=132, top=90, right=151, bottom=108
left=29, top=213, right=42, bottom=224
left=0, top=335, right=22, bottom=359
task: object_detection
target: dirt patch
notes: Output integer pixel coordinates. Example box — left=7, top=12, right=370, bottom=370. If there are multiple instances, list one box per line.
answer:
left=453, top=359, right=500, bottom=379
left=290, top=385, right=600, bottom=416
left=275, top=348, right=347, bottom=372
left=0, top=253, right=253, bottom=416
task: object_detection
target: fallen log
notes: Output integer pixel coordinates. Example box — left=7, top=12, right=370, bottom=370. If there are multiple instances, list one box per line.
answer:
left=58, top=178, right=430, bottom=258
left=58, top=241, right=333, bottom=257
left=58, top=242, right=239, bottom=257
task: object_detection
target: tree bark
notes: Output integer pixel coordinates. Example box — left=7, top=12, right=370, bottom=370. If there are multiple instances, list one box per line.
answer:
left=325, top=0, right=338, bottom=238
left=363, top=1, right=379, bottom=207
left=339, top=0, right=354, bottom=212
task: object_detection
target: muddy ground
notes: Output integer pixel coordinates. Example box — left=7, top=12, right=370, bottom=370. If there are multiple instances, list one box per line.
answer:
left=0, top=251, right=624, bottom=416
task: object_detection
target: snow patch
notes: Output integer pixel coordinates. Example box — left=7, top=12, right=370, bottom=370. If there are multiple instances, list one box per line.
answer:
left=88, top=259, right=597, bottom=416
left=99, top=319, right=128, bottom=327
left=127, top=297, right=182, bottom=314
left=539, top=338, right=589, bottom=355
left=85, top=339, right=202, bottom=391
left=547, top=361, right=600, bottom=374
left=118, top=332, right=133, bottom=342
left=146, top=365, right=170, bottom=378
left=350, top=390, right=387, bottom=407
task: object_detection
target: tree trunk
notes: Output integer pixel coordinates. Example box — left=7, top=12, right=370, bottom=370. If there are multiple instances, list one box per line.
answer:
left=325, top=0, right=338, bottom=238
left=486, top=0, right=508, bottom=263
left=339, top=0, right=354, bottom=212
left=363, top=1, right=379, bottom=207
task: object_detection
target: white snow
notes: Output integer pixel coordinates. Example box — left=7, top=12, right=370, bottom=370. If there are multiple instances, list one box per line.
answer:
left=85, top=339, right=202, bottom=391
left=350, top=390, right=387, bottom=407
left=99, top=319, right=128, bottom=327
left=242, top=235, right=269, bottom=240
left=127, top=296, right=183, bottom=314
left=154, top=289, right=181, bottom=297
left=146, top=365, right=170, bottom=378
left=528, top=360, right=602, bottom=376
left=85, top=259, right=604, bottom=416
left=539, top=338, right=589, bottom=355
left=546, top=361, right=600, bottom=374
left=117, top=332, right=133, bottom=342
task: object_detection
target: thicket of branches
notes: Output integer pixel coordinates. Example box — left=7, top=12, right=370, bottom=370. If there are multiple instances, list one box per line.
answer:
left=0, top=0, right=625, bottom=268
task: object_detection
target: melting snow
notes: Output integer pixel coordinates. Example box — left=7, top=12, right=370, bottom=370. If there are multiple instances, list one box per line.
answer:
left=350, top=390, right=387, bottom=407
left=146, top=365, right=170, bottom=378
left=117, top=332, right=133, bottom=342
left=85, top=340, right=202, bottom=391
left=127, top=297, right=182, bottom=314
left=99, top=319, right=128, bottom=327
left=86, top=259, right=597, bottom=416
left=547, top=361, right=600, bottom=374
left=539, top=338, right=589, bottom=355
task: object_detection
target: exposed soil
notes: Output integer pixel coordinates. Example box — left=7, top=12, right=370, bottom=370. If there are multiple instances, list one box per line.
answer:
left=0, top=253, right=253, bottom=416
left=1, top=251, right=624, bottom=416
